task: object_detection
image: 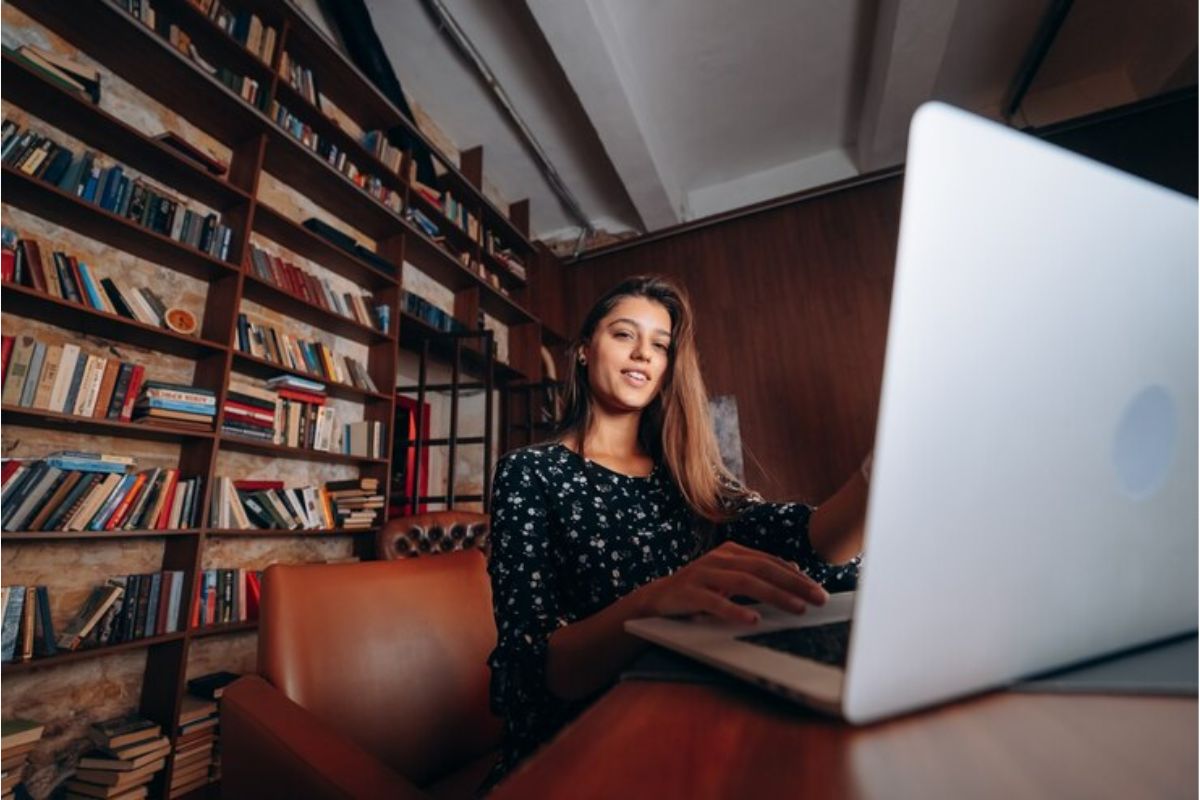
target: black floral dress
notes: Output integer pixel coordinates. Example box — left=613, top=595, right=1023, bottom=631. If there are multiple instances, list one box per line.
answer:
left=483, top=443, right=860, bottom=788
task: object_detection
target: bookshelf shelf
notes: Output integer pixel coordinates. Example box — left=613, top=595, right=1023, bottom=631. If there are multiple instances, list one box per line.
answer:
left=189, top=620, right=257, bottom=639
left=218, top=435, right=388, bottom=466
left=253, top=203, right=397, bottom=291
left=230, top=351, right=391, bottom=403
left=239, top=273, right=391, bottom=345
left=11, top=0, right=272, bottom=146
left=260, top=126, right=404, bottom=241
left=155, top=0, right=279, bottom=89
left=407, top=190, right=480, bottom=254
left=398, top=311, right=525, bottom=382
left=1, top=166, right=240, bottom=282
left=481, top=250, right=528, bottom=289
left=1, top=52, right=253, bottom=214
left=2, top=283, right=228, bottom=360
left=1, top=405, right=216, bottom=443
left=2, top=530, right=202, bottom=542
left=0, top=632, right=187, bottom=676
left=205, top=527, right=377, bottom=537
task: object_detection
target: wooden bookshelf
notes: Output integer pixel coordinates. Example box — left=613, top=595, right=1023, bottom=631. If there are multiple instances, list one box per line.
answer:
left=1, top=0, right=558, bottom=794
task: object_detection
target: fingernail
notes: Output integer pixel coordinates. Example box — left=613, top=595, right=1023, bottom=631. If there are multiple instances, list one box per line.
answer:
left=788, top=597, right=808, bottom=613
left=744, top=610, right=760, bottom=624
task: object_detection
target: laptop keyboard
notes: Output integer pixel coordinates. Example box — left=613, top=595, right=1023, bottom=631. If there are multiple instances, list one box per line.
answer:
left=737, top=621, right=852, bottom=668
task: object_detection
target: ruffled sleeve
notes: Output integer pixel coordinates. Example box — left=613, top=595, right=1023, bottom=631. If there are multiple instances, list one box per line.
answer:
left=485, top=452, right=577, bottom=775
left=719, top=499, right=861, bottom=590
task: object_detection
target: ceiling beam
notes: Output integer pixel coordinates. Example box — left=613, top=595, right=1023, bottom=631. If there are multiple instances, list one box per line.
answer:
left=853, top=0, right=960, bottom=173
left=525, top=0, right=683, bottom=231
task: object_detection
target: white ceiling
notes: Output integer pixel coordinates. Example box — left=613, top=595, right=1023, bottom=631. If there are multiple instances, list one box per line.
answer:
left=356, top=0, right=1196, bottom=244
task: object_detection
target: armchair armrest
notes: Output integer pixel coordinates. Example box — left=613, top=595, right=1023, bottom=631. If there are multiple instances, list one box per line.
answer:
left=222, top=675, right=428, bottom=800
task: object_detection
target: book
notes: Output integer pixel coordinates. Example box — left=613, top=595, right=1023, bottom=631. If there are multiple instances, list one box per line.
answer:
left=186, top=670, right=239, bottom=700
left=152, top=133, right=227, bottom=176
left=1, top=587, right=27, bottom=662
left=77, top=742, right=170, bottom=771
left=0, top=719, right=44, bottom=749
left=57, top=583, right=123, bottom=650
left=73, top=756, right=165, bottom=786
left=89, top=714, right=161, bottom=750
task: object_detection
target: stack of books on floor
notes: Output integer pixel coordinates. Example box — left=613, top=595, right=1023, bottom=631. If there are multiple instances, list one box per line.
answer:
left=66, top=713, right=166, bottom=800
left=168, top=697, right=218, bottom=798
left=1, top=719, right=44, bottom=799
left=184, top=671, right=240, bottom=791
left=326, top=477, right=383, bottom=530
left=132, top=382, right=215, bottom=430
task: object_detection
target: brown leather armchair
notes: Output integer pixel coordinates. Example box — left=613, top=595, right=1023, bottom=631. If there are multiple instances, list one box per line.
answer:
left=222, top=546, right=502, bottom=799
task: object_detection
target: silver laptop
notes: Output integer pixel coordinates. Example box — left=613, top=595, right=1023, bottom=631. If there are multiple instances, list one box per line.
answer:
left=625, top=101, right=1198, bottom=724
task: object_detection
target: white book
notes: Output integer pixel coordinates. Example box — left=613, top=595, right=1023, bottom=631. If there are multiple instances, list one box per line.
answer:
left=301, top=486, right=321, bottom=528
left=72, top=355, right=105, bottom=416
left=121, top=280, right=161, bottom=326
left=48, top=343, right=81, bottom=413
left=228, top=480, right=253, bottom=530
left=168, top=480, right=188, bottom=529
left=278, top=488, right=307, bottom=528
left=165, top=569, right=183, bottom=632
left=273, top=396, right=284, bottom=444
left=65, top=472, right=122, bottom=531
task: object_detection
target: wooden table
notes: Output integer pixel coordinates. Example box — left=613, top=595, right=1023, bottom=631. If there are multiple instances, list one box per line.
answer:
left=490, top=679, right=1197, bottom=799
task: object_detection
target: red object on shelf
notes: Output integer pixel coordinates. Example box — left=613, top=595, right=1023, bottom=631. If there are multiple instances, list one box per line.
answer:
left=391, top=394, right=430, bottom=517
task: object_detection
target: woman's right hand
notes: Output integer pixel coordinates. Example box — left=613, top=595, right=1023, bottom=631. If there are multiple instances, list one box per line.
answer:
left=634, top=541, right=829, bottom=624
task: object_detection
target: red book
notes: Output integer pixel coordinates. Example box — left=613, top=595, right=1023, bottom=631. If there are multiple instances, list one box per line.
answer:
left=119, top=365, right=146, bottom=421
left=1, top=459, right=22, bottom=486
left=304, top=273, right=327, bottom=309
left=190, top=576, right=201, bottom=629
left=232, top=480, right=285, bottom=491
left=268, top=255, right=288, bottom=289
left=154, top=469, right=180, bottom=529
left=225, top=400, right=274, bottom=419
left=67, top=256, right=86, bottom=305
left=245, top=572, right=262, bottom=621
left=18, top=240, right=47, bottom=292
left=2, top=249, right=14, bottom=282
left=2, top=335, right=13, bottom=384
left=285, top=263, right=309, bottom=302
left=276, top=388, right=326, bottom=405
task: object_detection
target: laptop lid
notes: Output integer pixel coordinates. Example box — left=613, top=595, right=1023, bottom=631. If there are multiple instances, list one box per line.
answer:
left=842, top=102, right=1198, bottom=723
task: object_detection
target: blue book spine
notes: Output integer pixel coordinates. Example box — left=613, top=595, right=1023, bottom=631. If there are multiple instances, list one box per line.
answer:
left=100, top=165, right=124, bottom=211
left=88, top=473, right=136, bottom=531
left=1, top=587, right=27, bottom=662
left=139, top=398, right=215, bottom=415
left=44, top=459, right=127, bottom=474
left=81, top=165, right=101, bottom=202
left=75, top=262, right=105, bottom=310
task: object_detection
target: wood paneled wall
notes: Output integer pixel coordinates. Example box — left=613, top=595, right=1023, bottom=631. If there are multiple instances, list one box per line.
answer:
left=564, top=177, right=904, bottom=502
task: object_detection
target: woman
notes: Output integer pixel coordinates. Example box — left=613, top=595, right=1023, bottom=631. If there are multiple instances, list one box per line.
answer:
left=485, top=275, right=868, bottom=786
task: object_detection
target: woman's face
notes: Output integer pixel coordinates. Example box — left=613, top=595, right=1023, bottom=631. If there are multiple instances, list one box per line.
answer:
left=583, top=296, right=673, bottom=413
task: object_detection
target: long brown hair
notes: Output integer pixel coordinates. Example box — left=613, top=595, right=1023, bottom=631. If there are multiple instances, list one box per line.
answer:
left=557, top=275, right=753, bottom=524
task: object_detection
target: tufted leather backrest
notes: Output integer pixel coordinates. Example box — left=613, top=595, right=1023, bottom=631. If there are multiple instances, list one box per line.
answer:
left=377, top=511, right=490, bottom=560
left=257, top=551, right=502, bottom=787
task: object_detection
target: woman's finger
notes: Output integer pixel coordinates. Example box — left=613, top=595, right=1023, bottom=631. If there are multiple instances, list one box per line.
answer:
left=700, top=569, right=811, bottom=614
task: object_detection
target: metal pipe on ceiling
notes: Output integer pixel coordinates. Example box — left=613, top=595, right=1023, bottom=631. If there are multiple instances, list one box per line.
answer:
left=421, top=0, right=595, bottom=255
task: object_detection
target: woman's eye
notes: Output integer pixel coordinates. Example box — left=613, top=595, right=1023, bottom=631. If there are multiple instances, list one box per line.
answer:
left=614, top=331, right=632, bottom=340
left=654, top=343, right=669, bottom=352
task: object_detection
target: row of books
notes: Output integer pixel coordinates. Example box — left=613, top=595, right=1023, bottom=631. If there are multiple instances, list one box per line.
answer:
left=234, top=314, right=380, bottom=392
left=188, top=0, right=279, bottom=67
left=405, top=208, right=480, bottom=273
left=1, top=571, right=185, bottom=665
left=278, top=51, right=320, bottom=109
left=2, top=455, right=205, bottom=533
left=413, top=180, right=481, bottom=243
left=248, top=243, right=388, bottom=332
left=4, top=231, right=182, bottom=331
left=210, top=476, right=382, bottom=531
left=1, top=336, right=147, bottom=423
left=485, top=232, right=528, bottom=280
left=181, top=31, right=271, bottom=112
left=362, top=129, right=404, bottom=173
left=3, top=43, right=101, bottom=104
left=1, top=121, right=236, bottom=261
left=190, top=567, right=262, bottom=627
left=222, top=378, right=383, bottom=457
left=1, top=720, right=45, bottom=800
left=270, top=101, right=405, bottom=215
left=70, top=712, right=170, bottom=800
left=116, top=0, right=158, bottom=30
left=402, top=291, right=469, bottom=334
